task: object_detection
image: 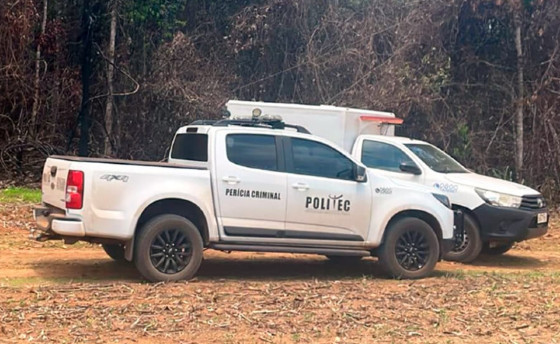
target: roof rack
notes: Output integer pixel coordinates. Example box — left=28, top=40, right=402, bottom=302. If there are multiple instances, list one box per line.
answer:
left=189, top=120, right=219, bottom=125
left=190, top=119, right=311, bottom=134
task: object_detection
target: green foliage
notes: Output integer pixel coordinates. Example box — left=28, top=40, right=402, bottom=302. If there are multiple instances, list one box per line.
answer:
left=523, top=0, right=535, bottom=9
left=451, top=123, right=471, bottom=163
left=0, top=187, right=41, bottom=204
left=420, top=52, right=451, bottom=93
left=490, top=166, right=515, bottom=182
left=123, top=0, right=188, bottom=40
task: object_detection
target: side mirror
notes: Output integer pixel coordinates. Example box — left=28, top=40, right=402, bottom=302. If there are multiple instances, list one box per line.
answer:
left=354, top=165, right=368, bottom=182
left=399, top=162, right=422, bottom=175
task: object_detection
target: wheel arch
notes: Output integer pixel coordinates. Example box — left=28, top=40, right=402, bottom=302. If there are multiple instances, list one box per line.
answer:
left=382, top=209, right=443, bottom=245
left=125, top=198, right=209, bottom=261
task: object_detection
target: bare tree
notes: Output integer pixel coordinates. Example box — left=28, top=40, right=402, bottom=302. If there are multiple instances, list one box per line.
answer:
left=78, top=0, right=94, bottom=157
left=512, top=1, right=524, bottom=181
left=104, top=0, right=117, bottom=156
left=30, top=0, right=48, bottom=136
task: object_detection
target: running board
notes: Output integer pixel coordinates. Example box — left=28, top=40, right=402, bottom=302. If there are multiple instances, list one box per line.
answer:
left=210, top=244, right=371, bottom=257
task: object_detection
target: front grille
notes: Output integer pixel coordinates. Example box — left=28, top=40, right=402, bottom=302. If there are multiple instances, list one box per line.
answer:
left=520, top=195, right=546, bottom=210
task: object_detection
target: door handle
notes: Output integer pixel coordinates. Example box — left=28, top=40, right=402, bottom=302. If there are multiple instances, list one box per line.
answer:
left=291, top=182, right=309, bottom=191
left=222, top=176, right=240, bottom=185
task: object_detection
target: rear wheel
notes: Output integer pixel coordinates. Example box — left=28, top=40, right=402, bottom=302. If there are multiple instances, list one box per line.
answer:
left=482, top=242, right=514, bottom=255
left=325, top=255, right=363, bottom=263
left=102, top=244, right=125, bottom=261
left=134, top=214, right=203, bottom=282
left=378, top=217, right=439, bottom=279
left=443, top=213, right=482, bottom=263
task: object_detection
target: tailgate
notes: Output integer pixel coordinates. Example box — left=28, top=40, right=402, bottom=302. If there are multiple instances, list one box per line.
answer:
left=41, top=157, right=72, bottom=209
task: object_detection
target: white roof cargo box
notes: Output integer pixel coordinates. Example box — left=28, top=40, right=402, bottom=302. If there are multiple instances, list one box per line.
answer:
left=226, top=100, right=401, bottom=152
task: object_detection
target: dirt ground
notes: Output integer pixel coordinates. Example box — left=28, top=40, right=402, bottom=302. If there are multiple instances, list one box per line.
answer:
left=0, top=203, right=559, bottom=343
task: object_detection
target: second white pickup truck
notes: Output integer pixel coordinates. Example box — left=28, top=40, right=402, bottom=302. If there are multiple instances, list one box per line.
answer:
left=33, top=118, right=458, bottom=281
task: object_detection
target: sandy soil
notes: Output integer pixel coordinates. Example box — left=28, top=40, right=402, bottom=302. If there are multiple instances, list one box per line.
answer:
left=0, top=203, right=559, bottom=343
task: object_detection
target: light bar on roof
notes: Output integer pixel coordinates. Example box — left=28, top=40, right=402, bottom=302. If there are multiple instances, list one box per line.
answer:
left=360, top=116, right=403, bottom=124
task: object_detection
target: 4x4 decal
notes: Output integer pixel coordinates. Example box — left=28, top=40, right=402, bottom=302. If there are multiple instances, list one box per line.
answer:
left=100, top=174, right=129, bottom=182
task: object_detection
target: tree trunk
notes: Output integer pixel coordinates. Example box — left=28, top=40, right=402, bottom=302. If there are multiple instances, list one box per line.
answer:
left=78, top=0, right=93, bottom=157
left=513, top=11, right=524, bottom=181
left=30, top=0, right=48, bottom=137
left=104, top=0, right=117, bottom=156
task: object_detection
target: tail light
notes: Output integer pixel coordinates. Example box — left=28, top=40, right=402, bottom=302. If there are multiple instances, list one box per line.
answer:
left=359, top=116, right=403, bottom=124
left=66, top=170, right=84, bottom=209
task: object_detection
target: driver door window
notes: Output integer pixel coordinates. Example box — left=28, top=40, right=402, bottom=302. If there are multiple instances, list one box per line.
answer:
left=290, top=138, right=354, bottom=180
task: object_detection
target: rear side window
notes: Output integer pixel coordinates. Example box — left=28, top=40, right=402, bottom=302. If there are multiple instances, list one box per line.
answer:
left=361, top=140, right=414, bottom=172
left=290, top=138, right=354, bottom=180
left=226, top=134, right=278, bottom=171
left=170, top=134, right=208, bottom=161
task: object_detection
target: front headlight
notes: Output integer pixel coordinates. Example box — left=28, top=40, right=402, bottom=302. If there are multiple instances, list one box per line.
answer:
left=432, top=193, right=451, bottom=209
left=475, top=188, right=521, bottom=208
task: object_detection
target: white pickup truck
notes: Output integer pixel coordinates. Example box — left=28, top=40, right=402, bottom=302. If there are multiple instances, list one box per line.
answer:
left=226, top=100, right=549, bottom=263
left=352, top=135, right=548, bottom=262
left=33, top=118, right=458, bottom=281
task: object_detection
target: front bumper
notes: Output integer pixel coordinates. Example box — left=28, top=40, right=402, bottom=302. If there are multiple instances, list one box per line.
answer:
left=472, top=204, right=548, bottom=242
left=32, top=206, right=85, bottom=239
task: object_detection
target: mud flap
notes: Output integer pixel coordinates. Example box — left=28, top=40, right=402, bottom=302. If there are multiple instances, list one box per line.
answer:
left=453, top=210, right=465, bottom=244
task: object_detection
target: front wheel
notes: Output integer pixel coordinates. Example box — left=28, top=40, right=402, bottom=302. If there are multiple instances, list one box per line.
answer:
left=443, top=213, right=482, bottom=263
left=481, top=242, right=514, bottom=255
left=134, top=214, right=203, bottom=282
left=378, top=217, right=439, bottom=279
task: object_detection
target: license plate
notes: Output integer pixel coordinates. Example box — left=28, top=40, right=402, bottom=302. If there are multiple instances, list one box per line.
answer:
left=537, top=212, right=548, bottom=224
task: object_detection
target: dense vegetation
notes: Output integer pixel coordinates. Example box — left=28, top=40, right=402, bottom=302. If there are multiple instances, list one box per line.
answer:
left=1, top=0, right=559, bottom=200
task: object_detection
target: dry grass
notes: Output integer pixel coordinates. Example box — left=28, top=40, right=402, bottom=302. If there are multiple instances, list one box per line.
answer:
left=0, top=202, right=559, bottom=343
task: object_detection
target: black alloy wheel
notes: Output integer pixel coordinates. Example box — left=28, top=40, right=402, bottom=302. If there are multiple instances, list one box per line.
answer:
left=395, top=230, right=431, bottom=271
left=150, top=229, right=192, bottom=274
left=378, top=217, right=439, bottom=279
left=135, top=214, right=203, bottom=282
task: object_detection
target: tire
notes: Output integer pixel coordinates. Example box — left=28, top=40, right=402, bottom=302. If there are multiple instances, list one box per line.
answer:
left=134, top=214, right=203, bottom=282
left=325, top=255, right=363, bottom=263
left=102, top=243, right=126, bottom=261
left=481, top=242, right=514, bottom=255
left=378, top=217, right=439, bottom=279
left=443, top=213, right=482, bottom=263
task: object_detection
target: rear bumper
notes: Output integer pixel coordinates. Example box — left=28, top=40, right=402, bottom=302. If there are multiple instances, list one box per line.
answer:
left=472, top=204, right=548, bottom=243
left=33, top=206, right=85, bottom=238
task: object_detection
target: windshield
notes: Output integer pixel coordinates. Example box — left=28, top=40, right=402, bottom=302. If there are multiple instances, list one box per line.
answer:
left=405, top=143, right=468, bottom=173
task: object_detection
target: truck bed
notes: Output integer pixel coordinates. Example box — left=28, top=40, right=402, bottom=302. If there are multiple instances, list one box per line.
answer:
left=41, top=155, right=214, bottom=240
left=49, top=155, right=207, bottom=170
